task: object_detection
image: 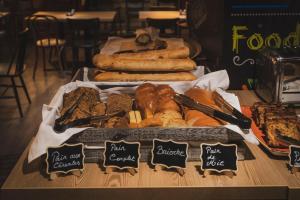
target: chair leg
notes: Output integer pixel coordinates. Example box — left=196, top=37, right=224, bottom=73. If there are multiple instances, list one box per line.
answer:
left=33, top=46, right=39, bottom=80
left=42, top=47, right=46, bottom=73
left=48, top=46, right=53, bottom=63
left=72, top=47, right=79, bottom=73
left=19, top=75, right=31, bottom=104
left=58, top=46, right=65, bottom=71
left=11, top=77, right=23, bottom=117
left=85, top=48, right=92, bottom=67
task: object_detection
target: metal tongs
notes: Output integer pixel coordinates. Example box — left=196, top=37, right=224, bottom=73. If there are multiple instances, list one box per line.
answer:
left=53, top=93, right=125, bottom=133
left=174, top=93, right=251, bottom=129
left=54, top=110, right=125, bottom=133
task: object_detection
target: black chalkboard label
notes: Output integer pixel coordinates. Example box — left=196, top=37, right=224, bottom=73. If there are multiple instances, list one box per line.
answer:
left=103, top=140, right=140, bottom=169
left=46, top=143, right=85, bottom=174
left=151, top=139, right=188, bottom=169
left=200, top=143, right=238, bottom=173
left=289, top=145, right=300, bottom=168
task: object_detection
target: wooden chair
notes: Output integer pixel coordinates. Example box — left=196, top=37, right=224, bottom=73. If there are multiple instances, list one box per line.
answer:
left=0, top=28, right=31, bottom=117
left=65, top=18, right=101, bottom=71
left=125, top=0, right=145, bottom=33
left=29, top=15, right=65, bottom=79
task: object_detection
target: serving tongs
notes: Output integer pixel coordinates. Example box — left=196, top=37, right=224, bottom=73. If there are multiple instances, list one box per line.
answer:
left=55, top=93, right=84, bottom=125
left=54, top=110, right=125, bottom=133
left=174, top=93, right=251, bottom=129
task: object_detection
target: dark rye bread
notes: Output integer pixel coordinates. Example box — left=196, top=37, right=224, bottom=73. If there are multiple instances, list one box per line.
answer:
left=106, top=94, right=133, bottom=114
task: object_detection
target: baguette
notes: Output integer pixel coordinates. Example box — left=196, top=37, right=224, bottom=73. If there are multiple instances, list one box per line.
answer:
left=94, top=71, right=197, bottom=82
left=93, top=54, right=196, bottom=72
left=109, top=46, right=190, bottom=59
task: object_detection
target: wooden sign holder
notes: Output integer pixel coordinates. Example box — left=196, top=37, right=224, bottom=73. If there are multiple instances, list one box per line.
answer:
left=154, top=165, right=185, bottom=176
left=291, top=166, right=300, bottom=174
left=202, top=169, right=236, bottom=178
left=49, top=169, right=84, bottom=180
left=105, top=166, right=138, bottom=176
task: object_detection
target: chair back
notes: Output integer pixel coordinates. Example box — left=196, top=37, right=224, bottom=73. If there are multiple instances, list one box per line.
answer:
left=150, top=6, right=177, bottom=11
left=29, top=15, right=61, bottom=47
left=7, top=28, right=28, bottom=75
left=66, top=18, right=100, bottom=42
left=125, top=0, right=145, bottom=17
left=146, top=18, right=179, bottom=37
left=157, top=0, right=180, bottom=9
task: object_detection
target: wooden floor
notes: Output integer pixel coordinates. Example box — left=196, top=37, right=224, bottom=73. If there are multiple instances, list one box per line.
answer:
left=0, top=44, right=71, bottom=185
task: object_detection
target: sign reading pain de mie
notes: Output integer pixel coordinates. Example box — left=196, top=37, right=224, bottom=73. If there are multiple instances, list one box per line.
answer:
left=46, top=143, right=85, bottom=174
left=103, top=140, right=140, bottom=169
left=200, top=143, right=238, bottom=173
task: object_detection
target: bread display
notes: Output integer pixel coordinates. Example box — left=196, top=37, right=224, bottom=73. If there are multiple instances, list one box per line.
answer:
left=57, top=84, right=231, bottom=131
left=92, top=44, right=197, bottom=82
left=94, top=71, right=196, bottom=82
left=251, top=102, right=300, bottom=147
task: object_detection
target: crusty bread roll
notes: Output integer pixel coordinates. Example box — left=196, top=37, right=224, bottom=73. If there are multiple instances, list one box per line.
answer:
left=93, top=54, right=196, bottom=72
left=184, top=88, right=224, bottom=127
left=184, top=88, right=220, bottom=109
left=94, top=71, right=196, bottom=82
left=156, top=85, right=180, bottom=113
left=185, top=110, right=223, bottom=126
left=136, top=83, right=157, bottom=119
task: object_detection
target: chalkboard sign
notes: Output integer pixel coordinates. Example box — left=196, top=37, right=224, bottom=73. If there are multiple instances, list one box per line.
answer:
left=200, top=143, right=238, bottom=173
left=103, top=140, right=140, bottom=169
left=289, top=145, right=300, bottom=168
left=223, top=0, right=300, bottom=89
left=46, top=143, right=85, bottom=174
left=151, top=139, right=188, bottom=169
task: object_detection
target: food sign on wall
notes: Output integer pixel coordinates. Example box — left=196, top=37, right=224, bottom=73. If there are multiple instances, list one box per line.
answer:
left=223, top=0, right=300, bottom=89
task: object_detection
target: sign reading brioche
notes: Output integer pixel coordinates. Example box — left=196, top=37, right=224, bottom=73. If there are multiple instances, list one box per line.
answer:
left=151, top=139, right=188, bottom=169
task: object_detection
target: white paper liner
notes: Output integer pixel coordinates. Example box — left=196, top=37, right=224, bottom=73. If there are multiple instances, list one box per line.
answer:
left=28, top=70, right=259, bottom=163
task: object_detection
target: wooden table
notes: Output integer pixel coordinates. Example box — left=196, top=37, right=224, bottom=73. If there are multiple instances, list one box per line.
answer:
left=32, top=11, right=116, bottom=22
left=0, top=12, right=9, bottom=19
left=1, top=91, right=300, bottom=200
left=139, top=11, right=186, bottom=20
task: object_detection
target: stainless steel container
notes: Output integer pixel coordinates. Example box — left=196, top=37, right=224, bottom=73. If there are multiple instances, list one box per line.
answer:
left=255, top=47, right=300, bottom=104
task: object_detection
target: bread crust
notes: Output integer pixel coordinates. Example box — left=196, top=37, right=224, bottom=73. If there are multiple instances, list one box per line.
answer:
left=94, top=54, right=196, bottom=72
left=94, top=71, right=197, bottom=81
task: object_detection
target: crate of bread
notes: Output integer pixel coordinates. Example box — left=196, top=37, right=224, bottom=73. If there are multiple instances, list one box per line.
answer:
left=55, top=83, right=253, bottom=162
